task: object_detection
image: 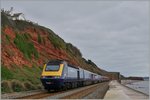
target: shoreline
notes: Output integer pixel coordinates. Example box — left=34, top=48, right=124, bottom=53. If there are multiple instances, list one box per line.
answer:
left=120, top=83, right=149, bottom=96
left=121, top=80, right=149, bottom=96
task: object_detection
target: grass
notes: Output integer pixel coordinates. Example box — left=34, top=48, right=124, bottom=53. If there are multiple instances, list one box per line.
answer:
left=1, top=80, right=13, bottom=93
left=2, top=64, right=42, bottom=83
left=23, top=81, right=36, bottom=90
left=23, top=33, right=32, bottom=40
left=14, top=33, right=39, bottom=60
left=5, top=34, right=11, bottom=44
left=11, top=80, right=25, bottom=92
left=66, top=43, right=82, bottom=57
left=1, top=64, right=43, bottom=93
left=1, top=66, right=14, bottom=80
left=48, top=33, right=66, bottom=49
left=1, top=80, right=42, bottom=93
left=38, top=33, right=42, bottom=44
left=42, top=37, right=46, bottom=45
left=10, top=64, right=42, bottom=84
left=6, top=49, right=15, bottom=57
left=15, top=20, right=34, bottom=30
left=1, top=11, right=14, bottom=28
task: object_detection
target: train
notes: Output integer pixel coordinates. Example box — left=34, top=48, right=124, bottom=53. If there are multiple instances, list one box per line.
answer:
left=40, top=60, right=109, bottom=91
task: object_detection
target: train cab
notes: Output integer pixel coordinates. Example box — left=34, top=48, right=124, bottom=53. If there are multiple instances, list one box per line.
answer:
left=40, top=60, right=66, bottom=90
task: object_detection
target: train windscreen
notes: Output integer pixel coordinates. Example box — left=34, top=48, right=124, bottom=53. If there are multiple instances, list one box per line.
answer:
left=45, top=65, right=60, bottom=71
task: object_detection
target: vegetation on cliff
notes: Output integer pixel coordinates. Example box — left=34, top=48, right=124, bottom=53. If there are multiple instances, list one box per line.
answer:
left=1, top=10, right=107, bottom=93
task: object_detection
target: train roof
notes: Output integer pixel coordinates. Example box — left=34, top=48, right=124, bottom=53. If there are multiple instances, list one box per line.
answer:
left=47, top=59, right=66, bottom=65
left=47, top=60, right=102, bottom=76
left=68, top=64, right=79, bottom=69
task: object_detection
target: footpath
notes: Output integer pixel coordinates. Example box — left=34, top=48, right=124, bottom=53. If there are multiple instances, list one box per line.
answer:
left=104, top=80, right=149, bottom=100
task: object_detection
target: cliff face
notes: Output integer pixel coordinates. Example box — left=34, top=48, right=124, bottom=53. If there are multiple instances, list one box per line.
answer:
left=1, top=11, right=107, bottom=93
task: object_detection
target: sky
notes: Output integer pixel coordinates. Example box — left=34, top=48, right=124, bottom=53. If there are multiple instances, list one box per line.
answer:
left=1, top=0, right=150, bottom=77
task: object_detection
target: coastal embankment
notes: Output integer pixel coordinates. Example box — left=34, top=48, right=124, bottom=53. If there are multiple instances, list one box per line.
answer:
left=104, top=80, right=149, bottom=99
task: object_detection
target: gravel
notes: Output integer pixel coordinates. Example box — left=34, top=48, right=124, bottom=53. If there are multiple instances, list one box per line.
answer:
left=83, top=82, right=109, bottom=99
left=1, top=89, right=46, bottom=99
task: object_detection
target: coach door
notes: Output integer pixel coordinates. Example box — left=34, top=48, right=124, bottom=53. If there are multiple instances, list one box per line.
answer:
left=77, top=70, right=80, bottom=80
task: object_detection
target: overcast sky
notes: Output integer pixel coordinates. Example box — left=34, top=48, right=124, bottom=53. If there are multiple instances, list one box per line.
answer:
left=1, top=0, right=150, bottom=77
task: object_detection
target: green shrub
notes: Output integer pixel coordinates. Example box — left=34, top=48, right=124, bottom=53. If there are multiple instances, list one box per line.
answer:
left=6, top=49, right=14, bottom=57
left=1, top=80, right=40, bottom=93
left=14, top=33, right=39, bottom=59
left=15, top=20, right=33, bottom=30
left=42, top=37, right=46, bottom=45
left=1, top=66, right=14, bottom=80
left=1, top=80, right=13, bottom=93
left=23, top=81, right=36, bottom=90
left=48, top=34, right=66, bottom=49
left=23, top=33, right=31, bottom=40
left=5, top=34, right=10, bottom=44
left=66, top=43, right=82, bottom=57
left=24, top=65, right=41, bottom=84
left=37, top=33, right=42, bottom=44
left=11, top=80, right=24, bottom=92
left=1, top=11, right=15, bottom=27
left=8, top=64, right=42, bottom=85
left=36, top=84, right=43, bottom=89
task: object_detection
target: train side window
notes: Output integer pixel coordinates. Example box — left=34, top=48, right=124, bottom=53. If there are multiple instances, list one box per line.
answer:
left=68, top=66, right=78, bottom=78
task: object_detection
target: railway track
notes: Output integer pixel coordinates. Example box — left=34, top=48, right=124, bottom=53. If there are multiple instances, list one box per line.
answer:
left=16, top=91, right=63, bottom=99
left=61, top=82, right=108, bottom=99
left=15, top=82, right=109, bottom=99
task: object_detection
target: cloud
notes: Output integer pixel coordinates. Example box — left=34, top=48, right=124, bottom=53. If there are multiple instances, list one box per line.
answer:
left=1, top=0, right=149, bottom=77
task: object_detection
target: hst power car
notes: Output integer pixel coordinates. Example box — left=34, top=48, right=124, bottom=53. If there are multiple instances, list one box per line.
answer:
left=40, top=60, right=109, bottom=91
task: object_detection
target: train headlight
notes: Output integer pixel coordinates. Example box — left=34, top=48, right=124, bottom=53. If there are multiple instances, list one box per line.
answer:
left=54, top=76, right=60, bottom=78
left=41, top=76, right=46, bottom=78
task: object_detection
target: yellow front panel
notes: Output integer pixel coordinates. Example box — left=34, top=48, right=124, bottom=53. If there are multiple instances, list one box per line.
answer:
left=41, top=64, right=64, bottom=76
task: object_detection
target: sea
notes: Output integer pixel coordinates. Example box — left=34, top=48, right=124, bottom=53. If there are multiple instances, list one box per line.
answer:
left=125, top=80, right=149, bottom=95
